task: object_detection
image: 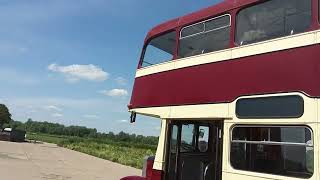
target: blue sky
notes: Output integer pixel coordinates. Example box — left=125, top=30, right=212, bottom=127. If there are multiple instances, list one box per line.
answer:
left=0, top=0, right=220, bottom=136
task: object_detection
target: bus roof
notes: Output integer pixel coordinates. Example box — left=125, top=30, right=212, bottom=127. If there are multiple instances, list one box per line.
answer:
left=145, top=0, right=258, bottom=42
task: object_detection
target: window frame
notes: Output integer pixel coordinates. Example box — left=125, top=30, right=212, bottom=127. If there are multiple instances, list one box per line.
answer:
left=197, top=125, right=210, bottom=153
left=180, top=124, right=197, bottom=153
left=235, top=0, right=313, bottom=46
left=179, top=123, right=211, bottom=154
left=167, top=121, right=213, bottom=154
left=235, top=95, right=304, bottom=119
left=230, top=125, right=314, bottom=146
left=140, top=30, right=177, bottom=68
left=229, top=124, right=314, bottom=178
left=180, top=14, right=231, bottom=40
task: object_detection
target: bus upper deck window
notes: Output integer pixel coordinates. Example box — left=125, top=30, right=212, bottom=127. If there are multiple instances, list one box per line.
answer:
left=179, top=15, right=231, bottom=58
left=236, top=0, right=312, bottom=45
left=141, top=31, right=176, bottom=68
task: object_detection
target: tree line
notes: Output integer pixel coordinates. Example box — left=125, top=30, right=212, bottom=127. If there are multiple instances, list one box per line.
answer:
left=5, top=119, right=159, bottom=146
left=0, top=103, right=158, bottom=145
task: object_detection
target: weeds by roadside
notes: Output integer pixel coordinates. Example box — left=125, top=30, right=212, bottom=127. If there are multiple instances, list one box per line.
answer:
left=27, top=133, right=156, bottom=169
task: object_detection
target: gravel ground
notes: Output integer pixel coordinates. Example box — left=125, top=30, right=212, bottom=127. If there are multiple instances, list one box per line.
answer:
left=0, top=141, right=141, bottom=180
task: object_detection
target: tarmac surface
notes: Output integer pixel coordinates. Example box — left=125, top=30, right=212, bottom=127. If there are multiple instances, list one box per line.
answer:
left=0, top=141, right=141, bottom=180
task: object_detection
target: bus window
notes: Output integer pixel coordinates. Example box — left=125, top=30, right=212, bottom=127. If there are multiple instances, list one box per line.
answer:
left=179, top=15, right=230, bottom=58
left=141, top=31, right=176, bottom=68
left=236, top=0, right=312, bottom=45
left=180, top=124, right=196, bottom=152
left=231, top=126, right=314, bottom=178
left=198, top=126, right=209, bottom=152
left=236, top=95, right=304, bottom=119
left=170, top=125, right=178, bottom=153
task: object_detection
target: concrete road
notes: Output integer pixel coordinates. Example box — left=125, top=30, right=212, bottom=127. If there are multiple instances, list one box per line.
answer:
left=0, top=141, right=141, bottom=180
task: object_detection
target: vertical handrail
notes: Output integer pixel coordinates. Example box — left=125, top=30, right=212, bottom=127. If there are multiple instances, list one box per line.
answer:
left=203, top=162, right=214, bottom=180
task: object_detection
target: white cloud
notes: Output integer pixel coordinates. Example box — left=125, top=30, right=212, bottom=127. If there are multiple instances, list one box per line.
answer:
left=115, top=77, right=127, bottom=86
left=44, top=105, right=62, bottom=112
left=99, top=89, right=128, bottom=97
left=51, top=113, right=63, bottom=117
left=48, top=63, right=109, bottom=82
left=83, top=114, right=100, bottom=119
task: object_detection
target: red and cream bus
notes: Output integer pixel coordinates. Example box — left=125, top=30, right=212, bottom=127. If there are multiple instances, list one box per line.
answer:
left=122, top=0, right=320, bottom=179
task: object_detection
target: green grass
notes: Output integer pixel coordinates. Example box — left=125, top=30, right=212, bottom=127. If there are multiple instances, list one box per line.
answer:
left=26, top=133, right=156, bottom=169
left=27, top=133, right=66, bottom=144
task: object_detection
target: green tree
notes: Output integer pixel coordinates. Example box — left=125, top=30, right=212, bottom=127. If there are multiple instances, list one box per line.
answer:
left=0, top=104, right=12, bottom=128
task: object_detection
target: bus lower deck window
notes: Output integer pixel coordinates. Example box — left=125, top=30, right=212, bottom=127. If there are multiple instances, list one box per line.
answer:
left=231, top=126, right=314, bottom=178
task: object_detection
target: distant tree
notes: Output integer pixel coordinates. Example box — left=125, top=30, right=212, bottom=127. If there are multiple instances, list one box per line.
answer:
left=13, top=118, right=159, bottom=145
left=0, top=104, right=12, bottom=128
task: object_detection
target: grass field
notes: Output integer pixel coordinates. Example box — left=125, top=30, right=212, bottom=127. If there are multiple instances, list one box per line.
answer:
left=27, top=133, right=156, bottom=169
left=27, top=133, right=66, bottom=144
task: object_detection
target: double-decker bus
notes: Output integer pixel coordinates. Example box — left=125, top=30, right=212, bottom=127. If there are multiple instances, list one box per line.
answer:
left=122, top=0, right=320, bottom=179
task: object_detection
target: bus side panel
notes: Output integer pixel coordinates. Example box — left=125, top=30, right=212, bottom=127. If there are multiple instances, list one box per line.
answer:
left=148, top=170, right=162, bottom=180
left=130, top=45, right=320, bottom=109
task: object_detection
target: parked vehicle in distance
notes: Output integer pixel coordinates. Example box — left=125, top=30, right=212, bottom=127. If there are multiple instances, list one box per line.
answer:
left=0, top=128, right=26, bottom=142
left=123, top=0, right=320, bottom=179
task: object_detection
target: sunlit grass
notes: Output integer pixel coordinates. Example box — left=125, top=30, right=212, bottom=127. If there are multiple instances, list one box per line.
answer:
left=27, top=133, right=156, bottom=169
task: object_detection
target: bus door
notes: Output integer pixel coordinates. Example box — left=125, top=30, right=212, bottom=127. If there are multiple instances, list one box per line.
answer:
left=166, top=121, right=223, bottom=180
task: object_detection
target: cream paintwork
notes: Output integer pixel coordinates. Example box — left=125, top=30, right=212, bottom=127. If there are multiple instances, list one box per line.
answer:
left=168, top=103, right=230, bottom=119
left=136, top=29, right=320, bottom=78
left=223, top=123, right=318, bottom=180
left=143, top=92, right=320, bottom=180
left=174, top=49, right=231, bottom=70
left=317, top=100, right=320, bottom=180
left=131, top=92, right=316, bottom=123
left=136, top=59, right=175, bottom=78
left=231, top=32, right=316, bottom=59
left=318, top=123, right=320, bottom=180
left=229, top=93, right=318, bottom=124
left=132, top=104, right=231, bottom=120
left=317, top=31, right=320, bottom=44
left=153, top=120, right=167, bottom=170
left=132, top=106, right=171, bottom=119
left=318, top=97, right=320, bottom=121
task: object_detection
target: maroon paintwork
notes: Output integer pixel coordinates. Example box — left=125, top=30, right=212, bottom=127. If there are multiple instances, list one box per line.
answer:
left=142, top=0, right=319, bottom=58
left=129, top=0, right=320, bottom=109
left=121, top=157, right=162, bottom=180
left=130, top=45, right=320, bottom=109
left=144, top=0, right=256, bottom=42
left=148, top=170, right=162, bottom=180
left=120, top=176, right=145, bottom=180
